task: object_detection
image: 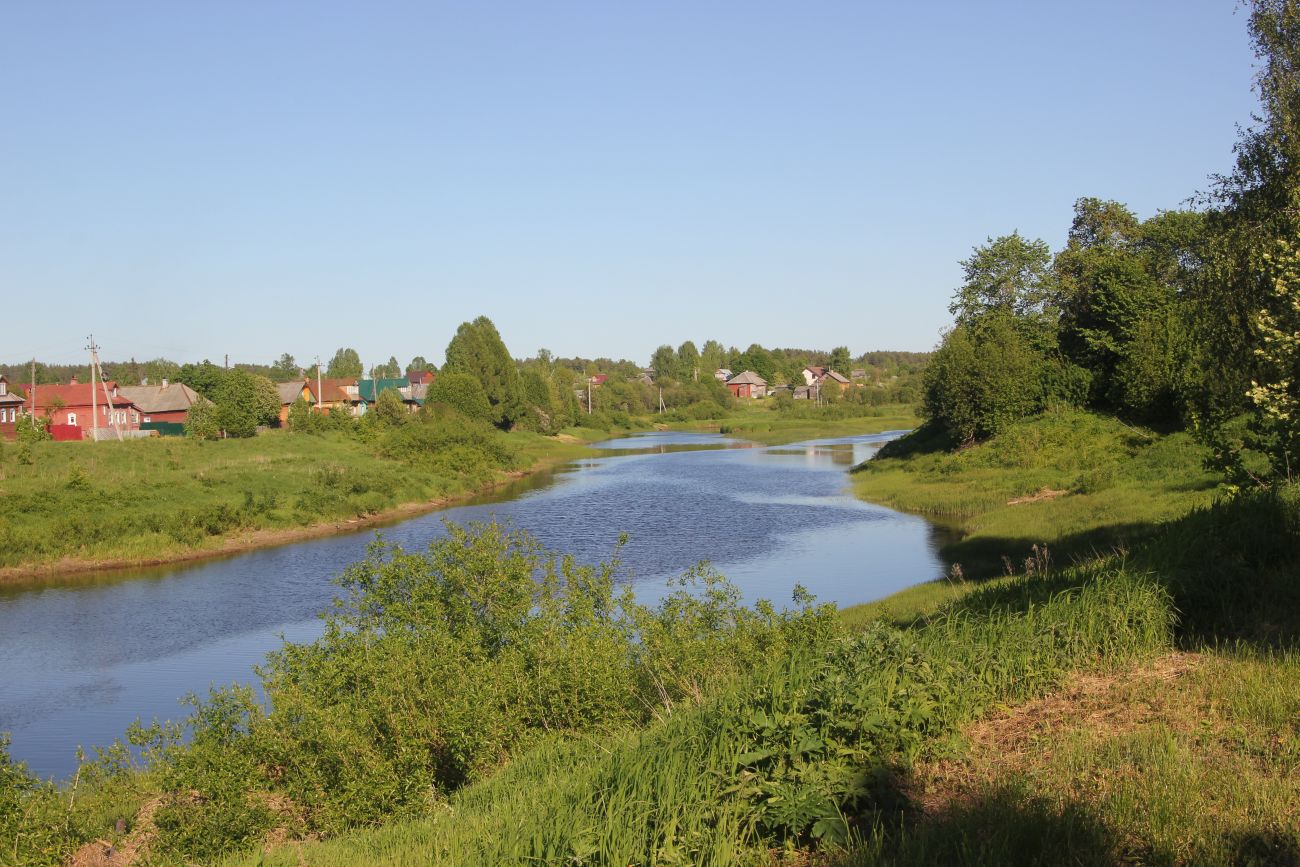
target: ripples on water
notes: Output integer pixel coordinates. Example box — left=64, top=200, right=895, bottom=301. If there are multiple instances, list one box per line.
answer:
left=0, top=430, right=948, bottom=778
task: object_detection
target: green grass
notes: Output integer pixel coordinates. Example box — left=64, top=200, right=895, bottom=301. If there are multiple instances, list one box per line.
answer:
left=850, top=407, right=1223, bottom=579
left=667, top=401, right=921, bottom=445
left=0, top=427, right=599, bottom=575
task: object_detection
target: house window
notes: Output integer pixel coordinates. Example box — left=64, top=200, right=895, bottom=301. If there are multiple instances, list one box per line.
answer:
left=0, top=381, right=6, bottom=396
left=68, top=413, right=78, bottom=426
left=144, top=416, right=152, bottom=423
left=132, top=412, right=139, bottom=424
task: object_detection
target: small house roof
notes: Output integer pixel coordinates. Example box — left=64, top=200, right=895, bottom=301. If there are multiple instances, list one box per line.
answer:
left=823, top=369, right=851, bottom=384
left=358, top=378, right=412, bottom=402
left=118, top=383, right=203, bottom=414
left=275, top=381, right=314, bottom=406
left=30, top=381, right=135, bottom=412
left=308, top=378, right=356, bottom=404
left=728, top=370, right=767, bottom=386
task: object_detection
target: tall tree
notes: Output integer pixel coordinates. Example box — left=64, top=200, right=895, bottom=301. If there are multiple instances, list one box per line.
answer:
left=700, top=339, right=725, bottom=374
left=407, top=356, right=436, bottom=374
left=650, top=345, right=678, bottom=382
left=950, top=232, right=1054, bottom=327
left=677, top=341, right=700, bottom=382
left=443, top=316, right=525, bottom=428
left=828, top=346, right=851, bottom=374
left=326, top=347, right=363, bottom=379
left=271, top=353, right=299, bottom=382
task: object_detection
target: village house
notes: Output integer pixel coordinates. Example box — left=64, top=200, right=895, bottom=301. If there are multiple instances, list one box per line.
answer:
left=0, top=375, right=26, bottom=441
left=714, top=368, right=733, bottom=382
left=307, top=378, right=358, bottom=415
left=275, top=380, right=316, bottom=425
left=117, top=380, right=204, bottom=425
left=357, top=377, right=424, bottom=413
left=725, top=370, right=767, bottom=399
left=29, top=377, right=143, bottom=440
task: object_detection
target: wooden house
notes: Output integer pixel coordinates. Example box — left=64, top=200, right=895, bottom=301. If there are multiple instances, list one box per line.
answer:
left=0, top=375, right=25, bottom=441
left=725, top=371, right=767, bottom=399
left=117, top=381, right=204, bottom=424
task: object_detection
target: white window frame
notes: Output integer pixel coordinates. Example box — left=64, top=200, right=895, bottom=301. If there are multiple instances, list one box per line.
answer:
left=68, top=412, right=78, bottom=426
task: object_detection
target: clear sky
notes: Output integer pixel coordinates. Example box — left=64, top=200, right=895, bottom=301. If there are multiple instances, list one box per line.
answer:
left=1, top=1, right=1260, bottom=369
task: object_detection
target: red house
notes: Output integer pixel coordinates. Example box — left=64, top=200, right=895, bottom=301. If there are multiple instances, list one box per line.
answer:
left=30, top=378, right=143, bottom=440
left=725, top=371, right=767, bottom=399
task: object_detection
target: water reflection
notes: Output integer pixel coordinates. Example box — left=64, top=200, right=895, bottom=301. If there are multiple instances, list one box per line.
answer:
left=0, top=430, right=944, bottom=779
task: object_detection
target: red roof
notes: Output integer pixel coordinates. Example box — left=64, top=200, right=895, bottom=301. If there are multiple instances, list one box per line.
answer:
left=30, top=382, right=137, bottom=412
left=588, top=374, right=609, bottom=385
left=408, top=370, right=435, bottom=385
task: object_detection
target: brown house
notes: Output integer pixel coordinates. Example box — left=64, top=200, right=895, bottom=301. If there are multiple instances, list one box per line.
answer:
left=276, top=380, right=316, bottom=425
left=0, top=375, right=25, bottom=441
left=726, top=371, right=767, bottom=399
left=117, top=381, right=204, bottom=424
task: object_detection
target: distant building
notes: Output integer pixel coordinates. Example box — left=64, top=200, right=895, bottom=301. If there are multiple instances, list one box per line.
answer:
left=0, top=375, right=25, bottom=441
left=725, top=370, right=767, bottom=399
left=118, top=381, right=204, bottom=425
left=29, top=378, right=142, bottom=440
left=275, top=380, right=316, bottom=425
left=714, top=368, right=733, bottom=382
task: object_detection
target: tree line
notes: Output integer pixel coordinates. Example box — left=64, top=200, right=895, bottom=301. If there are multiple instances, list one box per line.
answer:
left=922, top=0, right=1299, bottom=487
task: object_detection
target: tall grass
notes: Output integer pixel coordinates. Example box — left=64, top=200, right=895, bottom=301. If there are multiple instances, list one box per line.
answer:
left=235, top=562, right=1172, bottom=866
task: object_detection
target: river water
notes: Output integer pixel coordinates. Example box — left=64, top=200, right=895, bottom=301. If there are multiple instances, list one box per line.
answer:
left=0, top=430, right=950, bottom=780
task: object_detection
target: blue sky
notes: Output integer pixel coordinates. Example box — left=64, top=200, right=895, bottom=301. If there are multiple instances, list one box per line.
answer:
left=1, top=1, right=1258, bottom=369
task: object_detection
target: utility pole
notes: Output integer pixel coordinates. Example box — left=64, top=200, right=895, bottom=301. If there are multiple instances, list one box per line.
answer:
left=29, top=359, right=36, bottom=429
left=316, top=356, right=323, bottom=415
left=587, top=380, right=592, bottom=415
left=87, top=336, right=97, bottom=443
left=86, top=336, right=124, bottom=442
left=224, top=353, right=229, bottom=371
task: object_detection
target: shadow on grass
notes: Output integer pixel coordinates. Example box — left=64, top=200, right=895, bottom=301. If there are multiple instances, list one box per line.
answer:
left=844, top=772, right=1300, bottom=866
left=920, top=486, right=1300, bottom=649
left=842, top=776, right=1130, bottom=867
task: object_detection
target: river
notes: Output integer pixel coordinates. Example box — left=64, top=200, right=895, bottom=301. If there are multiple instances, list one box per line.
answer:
left=0, top=430, right=950, bottom=780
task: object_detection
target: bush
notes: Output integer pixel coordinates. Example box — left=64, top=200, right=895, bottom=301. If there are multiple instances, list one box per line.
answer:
left=426, top=373, right=492, bottom=422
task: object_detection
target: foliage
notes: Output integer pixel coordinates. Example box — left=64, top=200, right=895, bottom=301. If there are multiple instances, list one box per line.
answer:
left=922, top=314, right=1047, bottom=443
left=949, top=232, right=1054, bottom=326
left=45, top=525, right=835, bottom=862
left=443, top=316, right=525, bottom=429
left=325, top=347, right=364, bottom=379
left=426, top=372, right=492, bottom=422
left=184, top=399, right=221, bottom=440
left=213, top=369, right=279, bottom=438
left=176, top=359, right=227, bottom=401
left=373, top=387, right=408, bottom=426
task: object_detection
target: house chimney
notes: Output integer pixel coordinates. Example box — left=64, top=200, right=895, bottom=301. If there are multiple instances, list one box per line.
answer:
left=162, top=378, right=168, bottom=388
left=70, top=376, right=78, bottom=386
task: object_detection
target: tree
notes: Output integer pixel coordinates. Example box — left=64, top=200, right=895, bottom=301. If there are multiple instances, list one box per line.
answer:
left=677, top=341, right=700, bottom=382
left=375, top=356, right=402, bottom=379
left=923, top=314, right=1046, bottom=443
left=426, top=371, right=492, bottom=422
left=408, top=356, right=436, bottom=374
left=213, top=370, right=279, bottom=437
left=374, top=388, right=408, bottom=425
left=650, top=345, right=678, bottom=382
left=443, top=317, right=525, bottom=428
left=700, top=339, right=725, bottom=375
left=271, top=353, right=299, bottom=382
left=731, top=344, right=776, bottom=384
left=184, top=401, right=221, bottom=440
left=287, top=397, right=320, bottom=433
left=950, top=232, right=1054, bottom=326
left=326, top=348, right=363, bottom=379
left=1197, top=0, right=1300, bottom=481
left=177, top=360, right=227, bottom=400
left=828, top=346, right=851, bottom=375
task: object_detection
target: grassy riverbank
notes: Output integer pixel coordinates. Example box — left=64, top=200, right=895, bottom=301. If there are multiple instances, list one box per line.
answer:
left=849, top=407, right=1222, bottom=581
left=0, top=424, right=604, bottom=581
left=666, top=401, right=921, bottom=445
left=4, top=408, right=1296, bottom=864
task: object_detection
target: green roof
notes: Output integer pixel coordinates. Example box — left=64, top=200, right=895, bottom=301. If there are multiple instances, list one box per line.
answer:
left=357, top=378, right=411, bottom=402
